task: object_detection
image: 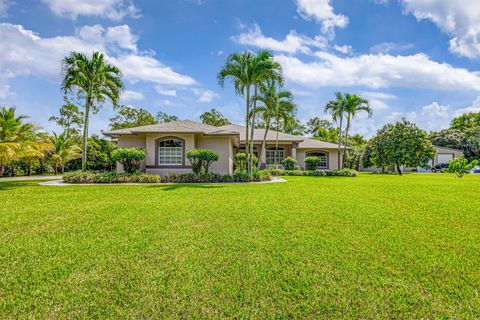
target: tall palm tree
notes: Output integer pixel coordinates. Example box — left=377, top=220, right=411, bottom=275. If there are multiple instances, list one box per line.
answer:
left=50, top=132, right=82, bottom=174
left=255, top=81, right=295, bottom=169
left=324, top=92, right=347, bottom=169
left=342, top=94, right=372, bottom=166
left=61, top=51, right=123, bottom=171
left=218, top=51, right=282, bottom=173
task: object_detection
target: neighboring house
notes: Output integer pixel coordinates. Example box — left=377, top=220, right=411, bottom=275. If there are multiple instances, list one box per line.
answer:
left=103, top=120, right=344, bottom=175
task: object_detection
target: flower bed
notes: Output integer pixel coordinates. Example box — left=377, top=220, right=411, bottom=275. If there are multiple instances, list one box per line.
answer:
left=63, top=170, right=271, bottom=184
left=267, top=168, right=358, bottom=177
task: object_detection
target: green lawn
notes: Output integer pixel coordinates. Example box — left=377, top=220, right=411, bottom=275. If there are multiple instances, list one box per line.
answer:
left=1, top=174, right=479, bottom=318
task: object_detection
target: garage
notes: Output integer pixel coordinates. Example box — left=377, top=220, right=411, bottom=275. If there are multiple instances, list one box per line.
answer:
left=437, top=153, right=454, bottom=165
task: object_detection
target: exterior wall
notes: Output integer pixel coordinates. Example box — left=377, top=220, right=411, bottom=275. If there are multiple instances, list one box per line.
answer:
left=196, top=135, right=234, bottom=174
left=432, top=147, right=464, bottom=166
left=145, top=133, right=195, bottom=168
left=296, top=148, right=340, bottom=170
left=116, top=135, right=147, bottom=173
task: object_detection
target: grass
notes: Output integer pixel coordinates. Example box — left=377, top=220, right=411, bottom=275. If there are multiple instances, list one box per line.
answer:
left=1, top=173, right=479, bottom=318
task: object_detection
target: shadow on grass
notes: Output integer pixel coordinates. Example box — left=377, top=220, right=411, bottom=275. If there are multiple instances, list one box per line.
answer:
left=146, top=184, right=226, bottom=191
left=0, top=180, right=39, bottom=191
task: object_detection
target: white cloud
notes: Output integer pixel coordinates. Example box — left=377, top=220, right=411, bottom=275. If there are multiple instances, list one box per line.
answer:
left=333, top=44, right=352, bottom=54
left=192, top=88, right=218, bottom=103
left=0, top=23, right=197, bottom=93
left=233, top=24, right=327, bottom=54
left=0, top=0, right=11, bottom=16
left=370, top=42, right=414, bottom=54
left=275, top=52, right=480, bottom=91
left=155, top=86, right=177, bottom=97
left=399, top=0, right=480, bottom=58
left=41, top=0, right=140, bottom=20
left=296, top=0, right=348, bottom=36
left=121, top=90, right=144, bottom=102
left=360, top=91, right=397, bottom=110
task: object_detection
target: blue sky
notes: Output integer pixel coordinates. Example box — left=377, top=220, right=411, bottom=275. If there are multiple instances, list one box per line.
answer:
left=1, top=0, right=480, bottom=137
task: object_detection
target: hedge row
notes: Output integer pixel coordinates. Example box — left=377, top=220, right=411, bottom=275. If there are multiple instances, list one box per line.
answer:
left=63, top=170, right=271, bottom=184
left=268, top=168, right=358, bottom=177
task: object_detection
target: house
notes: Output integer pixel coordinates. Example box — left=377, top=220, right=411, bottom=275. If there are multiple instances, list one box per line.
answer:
left=103, top=120, right=344, bottom=175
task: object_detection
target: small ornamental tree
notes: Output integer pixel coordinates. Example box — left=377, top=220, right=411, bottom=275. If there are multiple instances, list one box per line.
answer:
left=234, top=152, right=258, bottom=172
left=111, top=148, right=146, bottom=174
left=281, top=157, right=298, bottom=170
left=445, top=156, right=478, bottom=178
left=304, top=156, right=322, bottom=170
left=186, top=149, right=219, bottom=175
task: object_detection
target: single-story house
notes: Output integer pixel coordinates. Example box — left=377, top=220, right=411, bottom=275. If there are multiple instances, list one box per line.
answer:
left=103, top=120, right=344, bottom=175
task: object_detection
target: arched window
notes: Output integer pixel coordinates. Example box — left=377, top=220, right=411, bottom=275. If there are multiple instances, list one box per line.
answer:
left=266, top=147, right=285, bottom=165
left=157, top=138, right=184, bottom=166
left=306, top=151, right=328, bottom=168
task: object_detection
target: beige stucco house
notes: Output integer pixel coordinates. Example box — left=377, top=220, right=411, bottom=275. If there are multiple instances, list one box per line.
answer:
left=103, top=120, right=344, bottom=175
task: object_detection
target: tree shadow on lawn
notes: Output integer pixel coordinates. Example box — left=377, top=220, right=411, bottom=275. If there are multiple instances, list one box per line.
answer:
left=146, top=184, right=226, bottom=191
left=0, top=180, right=39, bottom=191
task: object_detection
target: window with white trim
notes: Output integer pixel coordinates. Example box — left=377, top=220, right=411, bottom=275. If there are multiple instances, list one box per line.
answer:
left=158, top=139, right=183, bottom=165
left=307, top=152, right=328, bottom=168
left=266, top=147, right=285, bottom=165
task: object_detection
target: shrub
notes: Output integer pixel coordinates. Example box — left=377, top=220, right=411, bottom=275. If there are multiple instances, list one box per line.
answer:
left=304, top=156, right=322, bottom=170
left=281, top=157, right=298, bottom=170
left=266, top=168, right=358, bottom=177
left=252, top=170, right=271, bottom=182
left=445, top=156, right=479, bottom=178
left=186, top=149, right=219, bottom=175
left=234, top=153, right=258, bottom=172
left=232, top=170, right=252, bottom=182
left=63, top=171, right=161, bottom=184
left=111, top=148, right=146, bottom=174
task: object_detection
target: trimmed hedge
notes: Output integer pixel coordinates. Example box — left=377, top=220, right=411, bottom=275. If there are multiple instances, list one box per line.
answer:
left=63, top=170, right=271, bottom=184
left=268, top=168, right=358, bottom=177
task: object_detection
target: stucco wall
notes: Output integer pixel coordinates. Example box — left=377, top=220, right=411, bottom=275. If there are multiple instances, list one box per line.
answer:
left=116, top=135, right=147, bottom=172
left=432, top=147, right=464, bottom=166
left=196, top=135, right=233, bottom=174
left=296, top=148, right=340, bottom=170
left=145, top=133, right=195, bottom=167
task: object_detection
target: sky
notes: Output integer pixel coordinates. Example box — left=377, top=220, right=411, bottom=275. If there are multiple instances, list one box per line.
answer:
left=1, top=0, right=480, bottom=137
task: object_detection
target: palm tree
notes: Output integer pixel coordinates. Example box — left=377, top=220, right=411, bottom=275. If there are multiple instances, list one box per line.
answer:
left=324, top=92, right=347, bottom=169
left=255, top=81, right=295, bottom=169
left=50, top=132, right=82, bottom=174
left=342, top=94, right=372, bottom=166
left=61, top=51, right=123, bottom=171
left=218, top=51, right=282, bottom=173
left=20, top=132, right=52, bottom=176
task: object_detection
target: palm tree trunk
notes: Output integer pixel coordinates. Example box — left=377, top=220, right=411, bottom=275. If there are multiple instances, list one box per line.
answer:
left=343, top=114, right=351, bottom=168
left=249, top=85, right=257, bottom=172
left=81, top=96, right=91, bottom=172
left=257, top=120, right=270, bottom=170
left=338, top=117, right=343, bottom=170
left=245, top=87, right=250, bottom=174
left=0, top=164, right=4, bottom=177
left=27, top=160, right=31, bottom=176
left=10, top=162, right=15, bottom=177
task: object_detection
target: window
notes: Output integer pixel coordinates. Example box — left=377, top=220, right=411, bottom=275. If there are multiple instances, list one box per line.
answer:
left=307, top=152, right=328, bottom=168
left=158, top=139, right=183, bottom=165
left=266, top=147, right=285, bottom=165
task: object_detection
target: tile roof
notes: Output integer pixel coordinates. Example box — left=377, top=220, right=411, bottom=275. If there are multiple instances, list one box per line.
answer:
left=297, top=138, right=344, bottom=149
left=218, top=124, right=304, bottom=142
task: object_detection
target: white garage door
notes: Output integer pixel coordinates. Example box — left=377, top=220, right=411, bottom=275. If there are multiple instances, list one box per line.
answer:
left=438, top=153, right=453, bottom=164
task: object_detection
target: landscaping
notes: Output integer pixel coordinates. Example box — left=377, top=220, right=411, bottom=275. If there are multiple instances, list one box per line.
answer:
left=1, top=173, right=479, bottom=318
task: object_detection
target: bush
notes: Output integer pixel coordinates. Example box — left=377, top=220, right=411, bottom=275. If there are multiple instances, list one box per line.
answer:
left=234, top=153, right=258, bottom=172
left=252, top=170, right=271, bottom=182
left=186, top=149, right=219, bottom=175
left=304, top=156, right=322, bottom=170
left=281, top=157, right=298, bottom=170
left=63, top=171, right=161, bottom=184
left=266, top=168, right=358, bottom=177
left=232, top=170, right=252, bottom=182
left=111, top=148, right=146, bottom=174
left=445, top=156, right=479, bottom=178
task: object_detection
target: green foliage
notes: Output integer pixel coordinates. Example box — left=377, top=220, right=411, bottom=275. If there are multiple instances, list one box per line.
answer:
left=200, top=108, right=231, bottom=126
left=111, top=148, right=146, bottom=174
left=109, top=105, right=157, bottom=130
left=367, top=118, right=436, bottom=175
left=281, top=156, right=298, bottom=170
left=445, top=156, right=479, bottom=178
left=306, top=118, right=338, bottom=143
left=48, top=99, right=84, bottom=138
left=451, top=112, right=480, bottom=130
left=155, top=111, right=179, bottom=123
left=63, top=171, right=160, bottom=183
left=267, top=168, right=358, bottom=177
left=430, top=128, right=480, bottom=161
left=304, top=156, right=322, bottom=170
left=234, top=152, right=258, bottom=172
left=186, top=149, right=219, bottom=175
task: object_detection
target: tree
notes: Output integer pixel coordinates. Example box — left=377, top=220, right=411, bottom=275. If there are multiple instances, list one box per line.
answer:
left=200, top=108, right=231, bottom=126
left=155, top=111, right=178, bottom=123
left=110, top=105, right=156, bottom=130
left=65, top=135, right=116, bottom=172
left=306, top=118, right=338, bottom=142
left=344, top=134, right=367, bottom=170
left=429, top=128, right=480, bottom=161
left=49, top=99, right=84, bottom=138
left=61, top=51, right=124, bottom=171
left=445, top=155, right=478, bottom=178
left=218, top=51, right=282, bottom=173
left=186, top=149, right=219, bottom=175
left=371, top=118, right=436, bottom=175
left=451, top=112, right=480, bottom=130
left=111, top=148, right=146, bottom=174
left=49, top=132, right=82, bottom=174
left=341, top=94, right=372, bottom=166
left=363, top=134, right=390, bottom=173
left=324, top=92, right=347, bottom=169
left=255, top=81, right=295, bottom=168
